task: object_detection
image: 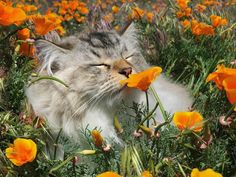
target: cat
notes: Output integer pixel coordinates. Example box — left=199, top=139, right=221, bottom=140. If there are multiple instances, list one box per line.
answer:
left=26, top=24, right=193, bottom=144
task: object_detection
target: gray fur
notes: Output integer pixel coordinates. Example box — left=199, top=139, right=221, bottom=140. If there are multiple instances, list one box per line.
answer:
left=26, top=24, right=193, bottom=144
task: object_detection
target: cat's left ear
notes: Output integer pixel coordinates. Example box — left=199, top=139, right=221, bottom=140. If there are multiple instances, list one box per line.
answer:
left=44, top=31, right=61, bottom=43
left=35, top=39, right=70, bottom=75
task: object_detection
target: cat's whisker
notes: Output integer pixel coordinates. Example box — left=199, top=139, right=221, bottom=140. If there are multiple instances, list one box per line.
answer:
left=70, top=82, right=114, bottom=118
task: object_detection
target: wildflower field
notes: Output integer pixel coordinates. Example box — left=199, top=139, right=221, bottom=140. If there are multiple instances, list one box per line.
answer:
left=0, top=0, right=236, bottom=176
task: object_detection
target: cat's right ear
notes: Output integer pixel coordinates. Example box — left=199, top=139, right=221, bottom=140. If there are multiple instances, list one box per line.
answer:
left=35, top=39, right=70, bottom=75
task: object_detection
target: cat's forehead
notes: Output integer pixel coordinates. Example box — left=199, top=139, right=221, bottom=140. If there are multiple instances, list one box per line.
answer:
left=71, top=31, right=130, bottom=62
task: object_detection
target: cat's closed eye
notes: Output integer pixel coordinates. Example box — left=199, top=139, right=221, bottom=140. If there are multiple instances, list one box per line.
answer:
left=90, top=63, right=111, bottom=69
left=124, top=54, right=134, bottom=61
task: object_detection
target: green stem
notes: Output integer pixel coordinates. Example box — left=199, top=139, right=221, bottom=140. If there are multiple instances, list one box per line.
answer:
left=53, top=129, right=62, bottom=160
left=137, top=101, right=159, bottom=131
left=145, top=91, right=150, bottom=127
left=28, top=75, right=69, bottom=88
left=0, top=26, right=26, bottom=43
left=224, top=102, right=236, bottom=121
left=220, top=22, right=236, bottom=35
left=150, top=87, right=168, bottom=121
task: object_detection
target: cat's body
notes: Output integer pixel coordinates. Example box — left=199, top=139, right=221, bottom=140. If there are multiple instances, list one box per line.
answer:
left=26, top=24, right=192, bottom=143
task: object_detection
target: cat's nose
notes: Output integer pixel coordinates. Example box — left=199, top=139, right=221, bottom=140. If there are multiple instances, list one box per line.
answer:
left=119, top=67, right=132, bottom=78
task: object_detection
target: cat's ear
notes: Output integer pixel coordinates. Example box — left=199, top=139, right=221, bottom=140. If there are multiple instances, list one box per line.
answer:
left=35, top=39, right=70, bottom=75
left=120, top=22, right=139, bottom=53
left=44, top=31, right=61, bottom=43
left=119, top=22, right=137, bottom=37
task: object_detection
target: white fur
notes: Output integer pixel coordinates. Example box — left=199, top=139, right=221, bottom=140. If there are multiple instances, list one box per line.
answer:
left=26, top=26, right=193, bottom=146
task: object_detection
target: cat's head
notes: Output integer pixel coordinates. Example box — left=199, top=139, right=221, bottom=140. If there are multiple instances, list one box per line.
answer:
left=34, top=24, right=148, bottom=106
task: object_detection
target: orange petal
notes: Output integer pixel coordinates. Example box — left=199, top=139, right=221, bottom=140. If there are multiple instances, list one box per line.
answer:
left=141, top=171, right=153, bottom=177
left=91, top=130, right=104, bottom=148
left=222, top=76, right=236, bottom=110
left=206, top=64, right=236, bottom=89
left=191, top=168, right=223, bottom=177
left=5, top=138, right=37, bottom=166
left=97, top=171, right=122, bottom=177
left=120, top=67, right=162, bottom=91
left=173, top=112, right=203, bottom=132
left=17, top=28, right=30, bottom=40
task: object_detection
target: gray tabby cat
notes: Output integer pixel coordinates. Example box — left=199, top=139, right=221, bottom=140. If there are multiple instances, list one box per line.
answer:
left=26, top=24, right=192, bottom=143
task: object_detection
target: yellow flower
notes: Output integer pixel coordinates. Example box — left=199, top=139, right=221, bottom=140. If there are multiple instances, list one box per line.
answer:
left=206, top=64, right=236, bottom=90
left=97, top=171, right=122, bottom=177
left=112, top=5, right=120, bottom=14
left=173, top=112, right=203, bottom=132
left=141, top=171, right=153, bottom=177
left=5, top=138, right=37, bottom=166
left=120, top=67, right=162, bottom=91
left=79, top=150, right=96, bottom=155
left=0, top=1, right=27, bottom=26
left=191, top=168, right=222, bottom=177
left=91, top=129, right=104, bottom=148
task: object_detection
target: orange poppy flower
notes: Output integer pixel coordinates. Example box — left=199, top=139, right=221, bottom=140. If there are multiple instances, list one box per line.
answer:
left=191, top=20, right=214, bottom=36
left=191, top=168, right=223, bottom=177
left=112, top=5, right=120, bottom=14
left=0, top=1, right=27, bottom=26
left=210, top=15, right=228, bottom=28
left=176, top=11, right=184, bottom=18
left=177, top=0, right=190, bottom=10
left=120, top=67, right=162, bottom=92
left=78, top=6, right=89, bottom=15
left=31, top=13, right=62, bottom=35
left=181, top=19, right=191, bottom=28
left=131, top=7, right=145, bottom=19
left=146, top=12, right=154, bottom=22
left=103, top=13, right=114, bottom=23
left=23, top=5, right=37, bottom=12
left=17, top=28, right=30, bottom=40
left=195, top=4, right=206, bottom=12
left=142, top=171, right=153, bottom=177
left=173, top=112, right=203, bottom=132
left=91, top=129, right=104, bottom=148
left=5, top=138, right=37, bottom=166
left=222, top=77, right=236, bottom=111
left=206, top=64, right=236, bottom=89
left=203, top=0, right=221, bottom=6
left=185, top=7, right=192, bottom=17
left=97, top=171, right=122, bottom=177
left=69, top=1, right=78, bottom=11
left=19, top=43, right=35, bottom=58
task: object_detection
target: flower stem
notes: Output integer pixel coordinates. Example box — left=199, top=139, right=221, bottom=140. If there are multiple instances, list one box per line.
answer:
left=145, top=91, right=150, bottom=127
left=137, top=101, right=159, bottom=131
left=28, top=74, right=69, bottom=88
left=224, top=102, right=236, bottom=121
left=150, top=87, right=168, bottom=121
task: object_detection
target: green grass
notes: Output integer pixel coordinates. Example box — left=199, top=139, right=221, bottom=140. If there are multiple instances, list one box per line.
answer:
left=0, top=0, right=236, bottom=176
